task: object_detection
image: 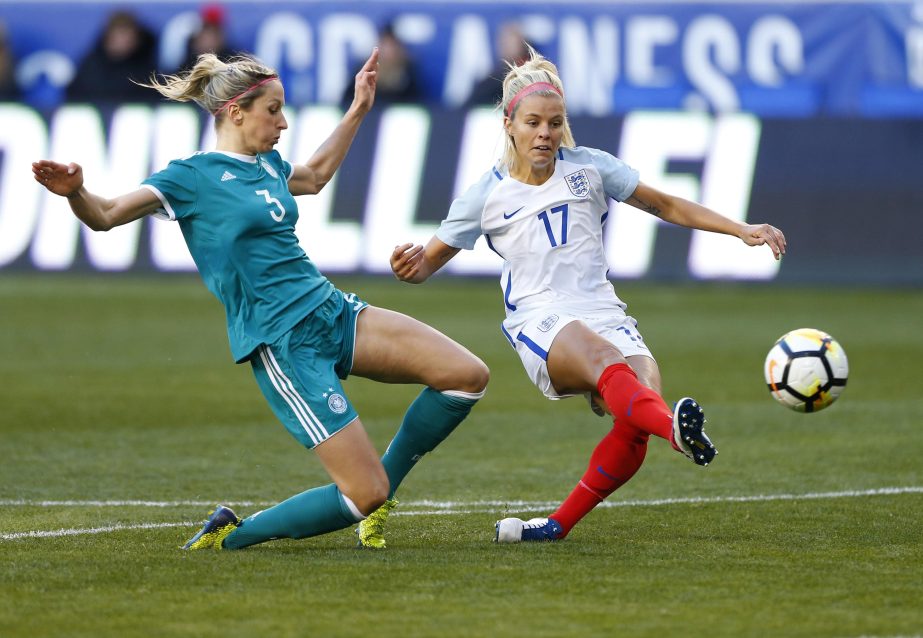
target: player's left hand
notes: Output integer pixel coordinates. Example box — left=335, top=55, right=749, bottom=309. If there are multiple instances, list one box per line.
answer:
left=351, top=48, right=379, bottom=114
left=740, top=223, right=786, bottom=260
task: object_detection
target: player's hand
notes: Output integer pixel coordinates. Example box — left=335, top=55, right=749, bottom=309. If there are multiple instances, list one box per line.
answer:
left=32, top=160, right=83, bottom=198
left=740, top=223, right=786, bottom=260
left=390, top=242, right=425, bottom=282
left=351, top=48, right=379, bottom=115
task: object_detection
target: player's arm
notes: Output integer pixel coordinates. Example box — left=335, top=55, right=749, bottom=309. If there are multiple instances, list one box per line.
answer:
left=390, top=237, right=461, bottom=284
left=32, top=160, right=161, bottom=231
left=625, top=181, right=786, bottom=260
left=288, top=48, right=378, bottom=196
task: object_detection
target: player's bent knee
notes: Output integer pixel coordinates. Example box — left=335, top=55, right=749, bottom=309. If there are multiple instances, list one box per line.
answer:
left=434, top=357, right=490, bottom=395
left=350, top=482, right=389, bottom=517
left=358, top=494, right=388, bottom=517
left=591, top=347, right=627, bottom=374
left=463, top=359, right=490, bottom=394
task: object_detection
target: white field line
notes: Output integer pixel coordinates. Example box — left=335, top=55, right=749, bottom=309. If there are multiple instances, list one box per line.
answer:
left=1, top=486, right=921, bottom=541
left=1, top=521, right=194, bottom=541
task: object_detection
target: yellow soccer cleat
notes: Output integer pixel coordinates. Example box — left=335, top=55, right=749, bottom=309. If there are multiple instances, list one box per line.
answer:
left=355, top=498, right=399, bottom=549
left=182, top=505, right=241, bottom=550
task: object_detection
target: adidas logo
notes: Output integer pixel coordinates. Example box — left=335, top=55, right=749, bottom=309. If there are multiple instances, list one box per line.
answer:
left=220, top=171, right=237, bottom=182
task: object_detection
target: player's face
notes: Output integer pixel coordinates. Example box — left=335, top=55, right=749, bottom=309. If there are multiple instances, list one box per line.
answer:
left=506, top=93, right=566, bottom=175
left=242, top=81, right=288, bottom=153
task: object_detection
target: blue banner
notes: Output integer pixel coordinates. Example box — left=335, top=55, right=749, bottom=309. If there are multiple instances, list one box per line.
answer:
left=0, top=1, right=921, bottom=117
left=1, top=102, right=921, bottom=283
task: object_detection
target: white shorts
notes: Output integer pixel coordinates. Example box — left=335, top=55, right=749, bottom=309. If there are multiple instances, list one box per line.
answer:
left=501, top=302, right=654, bottom=400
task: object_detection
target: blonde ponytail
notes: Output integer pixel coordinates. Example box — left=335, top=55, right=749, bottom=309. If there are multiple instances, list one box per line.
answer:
left=138, top=54, right=278, bottom=118
left=499, top=46, right=575, bottom=170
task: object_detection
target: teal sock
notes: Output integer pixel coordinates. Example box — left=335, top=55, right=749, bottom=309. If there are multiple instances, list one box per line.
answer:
left=223, top=483, right=359, bottom=549
left=381, top=387, right=478, bottom=498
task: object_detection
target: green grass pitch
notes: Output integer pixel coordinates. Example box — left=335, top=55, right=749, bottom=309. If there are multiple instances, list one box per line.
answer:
left=1, top=274, right=921, bottom=638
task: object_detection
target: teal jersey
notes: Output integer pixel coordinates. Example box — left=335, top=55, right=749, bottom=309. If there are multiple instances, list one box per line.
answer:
left=142, top=150, right=334, bottom=362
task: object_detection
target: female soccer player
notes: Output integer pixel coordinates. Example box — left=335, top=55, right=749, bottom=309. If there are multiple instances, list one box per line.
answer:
left=389, top=48, right=786, bottom=543
left=32, top=49, right=488, bottom=551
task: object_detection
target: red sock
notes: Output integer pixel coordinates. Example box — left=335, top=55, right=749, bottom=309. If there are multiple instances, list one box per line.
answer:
left=597, top=363, right=673, bottom=441
left=551, top=424, right=648, bottom=537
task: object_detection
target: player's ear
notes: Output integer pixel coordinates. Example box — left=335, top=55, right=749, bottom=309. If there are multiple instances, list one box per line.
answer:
left=228, top=104, right=243, bottom=125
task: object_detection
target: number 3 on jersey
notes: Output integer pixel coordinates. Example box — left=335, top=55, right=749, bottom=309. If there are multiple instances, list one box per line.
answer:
left=255, top=189, right=286, bottom=222
left=537, top=204, right=568, bottom=247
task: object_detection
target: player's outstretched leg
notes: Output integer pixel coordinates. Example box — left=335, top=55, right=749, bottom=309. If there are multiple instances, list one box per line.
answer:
left=495, top=517, right=564, bottom=543
left=356, top=387, right=483, bottom=549
left=182, top=505, right=241, bottom=550
left=671, top=397, right=717, bottom=466
left=378, top=388, right=482, bottom=498
left=495, top=421, right=648, bottom=543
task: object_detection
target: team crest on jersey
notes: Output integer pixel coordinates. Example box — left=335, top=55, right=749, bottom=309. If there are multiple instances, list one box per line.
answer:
left=537, top=314, right=559, bottom=332
left=564, top=169, right=590, bottom=198
left=327, top=393, right=348, bottom=414
left=259, top=158, right=279, bottom=179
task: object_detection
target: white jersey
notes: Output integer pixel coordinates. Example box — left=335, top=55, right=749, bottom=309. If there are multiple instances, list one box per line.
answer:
left=436, top=146, right=639, bottom=318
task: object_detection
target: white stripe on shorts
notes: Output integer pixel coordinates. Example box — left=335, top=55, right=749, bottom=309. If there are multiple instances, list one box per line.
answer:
left=258, top=345, right=330, bottom=445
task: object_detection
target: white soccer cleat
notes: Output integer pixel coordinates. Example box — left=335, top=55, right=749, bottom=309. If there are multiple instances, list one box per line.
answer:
left=495, top=517, right=526, bottom=543
left=494, top=517, right=563, bottom=543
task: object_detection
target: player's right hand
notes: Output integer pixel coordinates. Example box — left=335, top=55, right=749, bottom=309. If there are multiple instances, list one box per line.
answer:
left=390, top=242, right=424, bottom=282
left=32, top=160, right=84, bottom=198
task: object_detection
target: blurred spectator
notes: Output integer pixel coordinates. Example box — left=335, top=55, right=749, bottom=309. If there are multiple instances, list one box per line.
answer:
left=342, top=22, right=423, bottom=107
left=465, top=22, right=532, bottom=108
left=180, top=4, right=236, bottom=71
left=0, top=22, right=20, bottom=101
left=66, top=10, right=158, bottom=103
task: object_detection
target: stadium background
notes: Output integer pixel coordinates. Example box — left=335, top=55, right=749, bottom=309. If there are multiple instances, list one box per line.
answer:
left=0, top=0, right=921, bottom=283
left=1, top=3, right=922, bottom=638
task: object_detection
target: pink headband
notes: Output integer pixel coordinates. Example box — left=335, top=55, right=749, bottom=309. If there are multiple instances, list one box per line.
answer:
left=215, top=76, right=278, bottom=115
left=505, top=81, right=563, bottom=116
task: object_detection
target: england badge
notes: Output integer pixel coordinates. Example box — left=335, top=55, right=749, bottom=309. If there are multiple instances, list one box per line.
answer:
left=564, top=169, right=590, bottom=198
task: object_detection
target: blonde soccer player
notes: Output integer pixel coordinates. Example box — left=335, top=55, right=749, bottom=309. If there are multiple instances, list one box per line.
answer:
left=386, top=47, right=785, bottom=542
left=33, top=49, right=488, bottom=551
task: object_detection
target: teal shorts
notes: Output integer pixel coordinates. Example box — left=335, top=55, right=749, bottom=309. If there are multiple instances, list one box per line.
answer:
left=249, top=289, right=368, bottom=449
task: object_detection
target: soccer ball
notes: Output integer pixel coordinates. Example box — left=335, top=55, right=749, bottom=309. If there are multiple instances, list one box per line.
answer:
left=764, top=328, right=849, bottom=412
